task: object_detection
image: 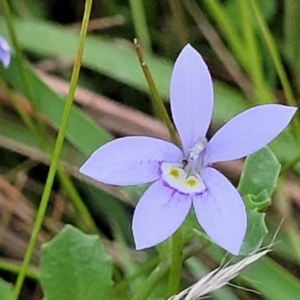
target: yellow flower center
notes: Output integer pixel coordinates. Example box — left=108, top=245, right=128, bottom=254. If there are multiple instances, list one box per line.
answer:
left=161, top=163, right=206, bottom=194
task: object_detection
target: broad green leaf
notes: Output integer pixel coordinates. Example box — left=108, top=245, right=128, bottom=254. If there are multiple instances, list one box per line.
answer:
left=237, top=148, right=279, bottom=253
left=0, top=277, right=13, bottom=300
left=0, top=57, right=111, bottom=157
left=239, top=210, right=267, bottom=255
left=181, top=203, right=267, bottom=255
left=238, top=147, right=280, bottom=199
left=39, top=225, right=112, bottom=300
left=243, top=192, right=271, bottom=211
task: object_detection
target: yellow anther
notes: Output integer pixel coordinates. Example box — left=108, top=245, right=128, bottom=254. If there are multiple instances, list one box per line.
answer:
left=169, top=168, right=180, bottom=178
left=185, top=178, right=197, bottom=187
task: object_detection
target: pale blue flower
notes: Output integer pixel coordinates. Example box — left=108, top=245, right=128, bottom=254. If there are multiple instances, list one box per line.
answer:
left=80, top=44, right=296, bottom=255
left=0, top=35, right=10, bottom=68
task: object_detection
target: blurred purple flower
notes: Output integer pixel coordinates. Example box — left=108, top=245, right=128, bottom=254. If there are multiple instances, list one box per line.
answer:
left=0, top=36, right=10, bottom=68
left=80, top=44, right=296, bottom=255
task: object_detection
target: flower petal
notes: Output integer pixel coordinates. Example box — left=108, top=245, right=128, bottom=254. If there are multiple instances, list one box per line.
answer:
left=193, top=167, right=246, bottom=255
left=205, top=104, right=297, bottom=164
left=170, top=44, right=214, bottom=155
left=133, top=180, right=192, bottom=249
left=0, top=36, right=10, bottom=68
left=80, top=136, right=182, bottom=186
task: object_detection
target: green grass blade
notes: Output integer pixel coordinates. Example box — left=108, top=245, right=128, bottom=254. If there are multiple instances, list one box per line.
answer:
left=243, top=257, right=300, bottom=300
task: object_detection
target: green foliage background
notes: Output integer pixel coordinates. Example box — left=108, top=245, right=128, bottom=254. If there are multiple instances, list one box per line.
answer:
left=0, top=0, right=300, bottom=299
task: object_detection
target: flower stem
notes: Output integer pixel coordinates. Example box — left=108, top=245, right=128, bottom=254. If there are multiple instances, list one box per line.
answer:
left=134, top=39, right=184, bottom=297
left=134, top=39, right=180, bottom=146
left=11, top=0, right=93, bottom=298
left=166, top=229, right=183, bottom=297
left=133, top=259, right=170, bottom=300
left=113, top=256, right=160, bottom=294
left=131, top=240, right=204, bottom=300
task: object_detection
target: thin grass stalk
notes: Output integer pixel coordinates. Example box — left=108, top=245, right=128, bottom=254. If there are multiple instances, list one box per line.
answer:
left=134, top=39, right=179, bottom=145
left=132, top=259, right=170, bottom=300
left=113, top=256, right=160, bottom=294
left=1, top=0, right=49, bottom=149
left=11, top=0, right=93, bottom=298
left=167, top=0, right=189, bottom=47
left=202, top=0, right=273, bottom=104
left=202, top=0, right=247, bottom=69
left=236, top=0, right=272, bottom=103
left=58, top=172, right=99, bottom=234
left=283, top=0, right=300, bottom=95
left=129, top=0, right=151, bottom=51
left=249, top=0, right=300, bottom=154
left=249, top=0, right=297, bottom=108
left=2, top=0, right=98, bottom=235
left=0, top=77, right=98, bottom=234
left=134, top=39, right=184, bottom=296
left=181, top=0, right=253, bottom=99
